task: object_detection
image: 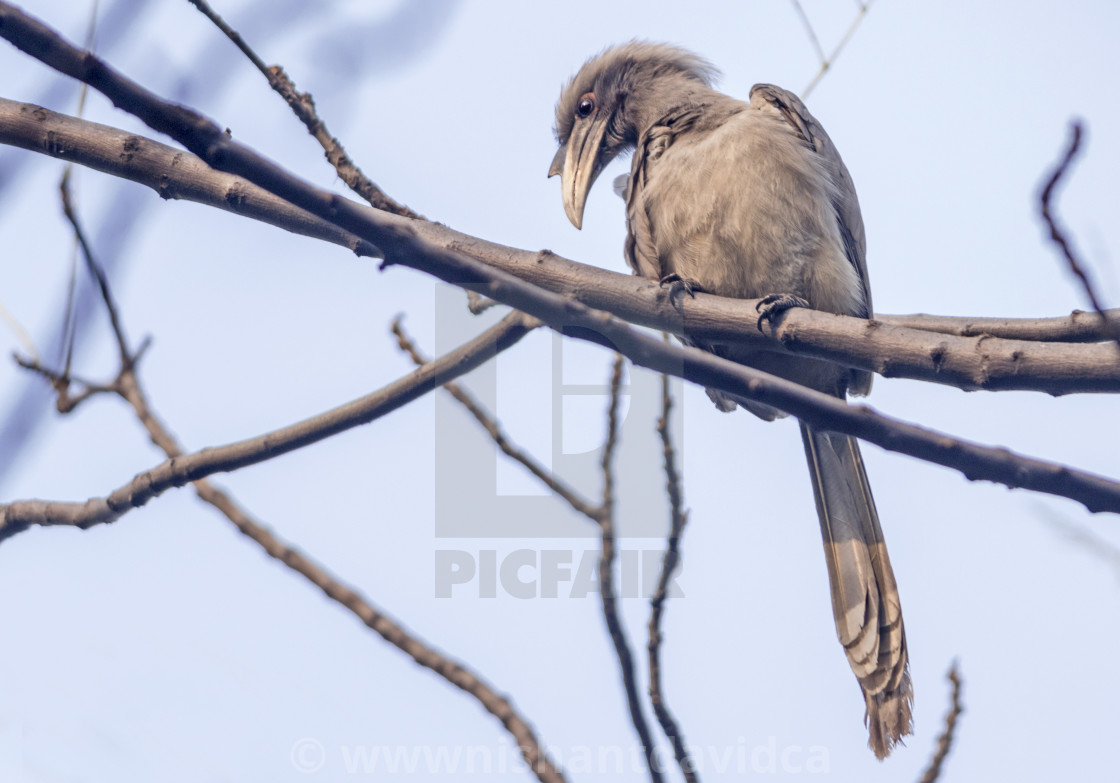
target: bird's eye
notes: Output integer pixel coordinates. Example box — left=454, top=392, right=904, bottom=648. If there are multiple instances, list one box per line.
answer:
left=576, top=93, right=596, bottom=118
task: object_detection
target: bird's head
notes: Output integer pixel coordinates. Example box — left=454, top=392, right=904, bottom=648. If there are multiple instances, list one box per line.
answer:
left=549, top=41, right=719, bottom=228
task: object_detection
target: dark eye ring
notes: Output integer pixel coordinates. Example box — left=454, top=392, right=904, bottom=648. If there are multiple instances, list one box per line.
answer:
left=576, top=93, right=596, bottom=118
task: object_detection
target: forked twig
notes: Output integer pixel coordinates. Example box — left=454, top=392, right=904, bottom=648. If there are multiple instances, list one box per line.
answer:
left=799, top=0, right=877, bottom=99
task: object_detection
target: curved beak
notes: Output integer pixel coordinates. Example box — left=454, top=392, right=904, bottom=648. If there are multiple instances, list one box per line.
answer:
left=548, top=116, right=609, bottom=230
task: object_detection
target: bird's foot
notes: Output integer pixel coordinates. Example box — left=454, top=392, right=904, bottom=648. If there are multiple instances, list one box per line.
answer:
left=755, top=293, right=810, bottom=333
left=660, top=273, right=703, bottom=309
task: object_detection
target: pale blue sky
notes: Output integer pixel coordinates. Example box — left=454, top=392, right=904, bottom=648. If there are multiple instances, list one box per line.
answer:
left=1, top=1, right=1119, bottom=780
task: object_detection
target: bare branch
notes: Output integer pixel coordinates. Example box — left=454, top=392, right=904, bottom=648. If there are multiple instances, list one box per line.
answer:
left=0, top=314, right=533, bottom=543
left=596, top=355, right=664, bottom=783
left=59, top=171, right=129, bottom=361
left=184, top=0, right=420, bottom=219
left=31, top=181, right=566, bottom=782
left=801, top=0, right=875, bottom=99
left=0, top=99, right=380, bottom=257
left=648, top=364, right=697, bottom=783
left=1038, top=120, right=1118, bottom=349
left=3, top=8, right=1120, bottom=515
left=391, top=314, right=601, bottom=520
left=917, top=663, right=964, bottom=783
left=880, top=309, right=1120, bottom=343
left=790, top=0, right=826, bottom=63
left=3, top=99, right=1116, bottom=395
left=1038, top=507, right=1120, bottom=584
left=115, top=371, right=565, bottom=783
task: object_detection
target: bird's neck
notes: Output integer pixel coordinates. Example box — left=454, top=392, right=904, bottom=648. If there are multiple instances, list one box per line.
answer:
left=627, top=77, right=725, bottom=138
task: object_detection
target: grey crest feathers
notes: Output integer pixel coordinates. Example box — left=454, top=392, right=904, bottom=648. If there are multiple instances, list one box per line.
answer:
left=553, top=41, right=720, bottom=146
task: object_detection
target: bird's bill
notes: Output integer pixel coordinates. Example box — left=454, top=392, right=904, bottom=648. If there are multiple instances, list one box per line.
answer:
left=548, top=118, right=609, bottom=229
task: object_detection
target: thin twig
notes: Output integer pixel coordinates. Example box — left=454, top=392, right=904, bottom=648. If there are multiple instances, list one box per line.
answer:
left=1037, top=507, right=1120, bottom=584
left=185, top=0, right=421, bottom=219
left=648, top=361, right=698, bottom=783
left=1038, top=121, right=1118, bottom=350
left=917, top=663, right=964, bottom=783
left=60, top=172, right=129, bottom=362
left=790, top=0, right=826, bottom=63
left=0, top=300, right=37, bottom=359
left=390, top=315, right=599, bottom=520
left=802, top=0, right=876, bottom=99
left=595, top=355, right=664, bottom=783
left=56, top=0, right=97, bottom=373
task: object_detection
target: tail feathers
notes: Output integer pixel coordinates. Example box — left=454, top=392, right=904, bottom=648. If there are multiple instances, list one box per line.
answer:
left=800, top=422, right=913, bottom=759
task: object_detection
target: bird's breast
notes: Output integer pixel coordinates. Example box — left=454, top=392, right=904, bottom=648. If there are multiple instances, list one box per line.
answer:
left=632, top=109, right=864, bottom=317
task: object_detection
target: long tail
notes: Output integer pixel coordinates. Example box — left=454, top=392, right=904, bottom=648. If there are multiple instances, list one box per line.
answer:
left=800, top=422, right=913, bottom=759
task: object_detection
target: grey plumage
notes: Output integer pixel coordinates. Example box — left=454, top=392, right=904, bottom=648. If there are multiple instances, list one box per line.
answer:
left=550, top=42, right=912, bottom=758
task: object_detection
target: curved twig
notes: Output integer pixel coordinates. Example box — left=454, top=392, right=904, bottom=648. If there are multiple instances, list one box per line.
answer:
left=648, top=367, right=697, bottom=783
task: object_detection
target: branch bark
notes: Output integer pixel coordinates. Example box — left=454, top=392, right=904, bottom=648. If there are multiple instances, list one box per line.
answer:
left=2, top=97, right=1118, bottom=395
left=0, top=312, right=535, bottom=542
left=119, top=371, right=565, bottom=783
left=2, top=6, right=1119, bottom=518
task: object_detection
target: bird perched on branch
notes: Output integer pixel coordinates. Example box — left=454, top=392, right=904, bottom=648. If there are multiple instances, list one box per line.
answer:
left=549, top=42, right=912, bottom=759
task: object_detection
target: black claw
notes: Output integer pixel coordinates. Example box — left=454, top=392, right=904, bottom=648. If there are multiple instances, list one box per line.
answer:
left=660, top=273, right=702, bottom=310
left=755, top=293, right=810, bottom=333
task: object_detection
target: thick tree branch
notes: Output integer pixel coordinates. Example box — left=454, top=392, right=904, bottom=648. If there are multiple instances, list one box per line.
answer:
left=2, top=7, right=1119, bottom=517
left=876, top=310, right=1120, bottom=343
left=0, top=312, right=534, bottom=542
left=2, top=97, right=1118, bottom=394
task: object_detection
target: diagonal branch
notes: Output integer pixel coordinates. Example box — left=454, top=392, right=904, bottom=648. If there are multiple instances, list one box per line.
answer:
left=0, top=312, right=534, bottom=543
left=3, top=99, right=1117, bottom=394
left=3, top=7, right=1119, bottom=517
left=391, top=316, right=600, bottom=521
left=185, top=0, right=420, bottom=219
left=119, top=375, right=565, bottom=783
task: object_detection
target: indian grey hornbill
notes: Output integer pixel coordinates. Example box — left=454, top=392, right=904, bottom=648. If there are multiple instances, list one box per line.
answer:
left=549, top=42, right=912, bottom=759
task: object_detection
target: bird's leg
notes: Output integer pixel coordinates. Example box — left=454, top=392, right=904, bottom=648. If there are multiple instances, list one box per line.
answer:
left=755, top=292, right=810, bottom=332
left=659, top=273, right=703, bottom=310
